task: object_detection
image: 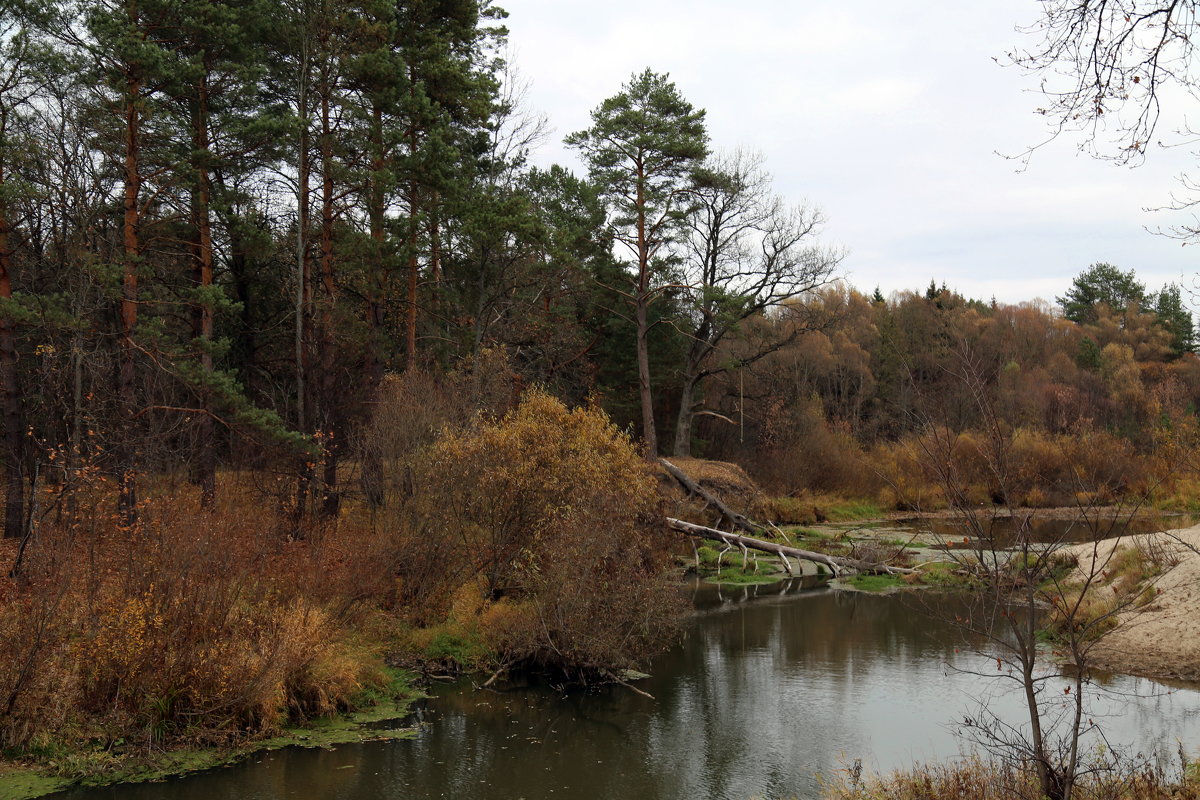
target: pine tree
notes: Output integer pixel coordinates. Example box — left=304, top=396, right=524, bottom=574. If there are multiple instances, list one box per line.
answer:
left=1151, top=283, right=1195, bottom=358
left=0, top=5, right=43, bottom=540
left=394, top=0, right=505, bottom=371
left=163, top=0, right=279, bottom=506
left=566, top=69, right=708, bottom=458
left=76, top=0, right=177, bottom=523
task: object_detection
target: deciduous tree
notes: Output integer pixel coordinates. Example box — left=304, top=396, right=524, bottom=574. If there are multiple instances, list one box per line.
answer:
left=671, top=149, right=840, bottom=457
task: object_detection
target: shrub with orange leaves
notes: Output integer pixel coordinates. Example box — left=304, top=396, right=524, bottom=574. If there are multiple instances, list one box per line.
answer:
left=408, top=389, right=684, bottom=677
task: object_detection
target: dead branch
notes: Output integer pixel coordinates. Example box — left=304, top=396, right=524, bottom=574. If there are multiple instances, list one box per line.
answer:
left=667, top=517, right=915, bottom=576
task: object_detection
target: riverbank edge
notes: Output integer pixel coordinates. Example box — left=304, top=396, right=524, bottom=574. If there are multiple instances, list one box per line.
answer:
left=0, top=671, right=426, bottom=800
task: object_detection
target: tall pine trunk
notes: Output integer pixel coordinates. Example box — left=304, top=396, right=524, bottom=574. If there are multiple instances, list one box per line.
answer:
left=317, top=79, right=339, bottom=517
left=361, top=103, right=386, bottom=507
left=405, top=182, right=419, bottom=371
left=117, top=61, right=141, bottom=526
left=635, top=174, right=657, bottom=458
left=294, top=42, right=313, bottom=521
left=636, top=297, right=656, bottom=459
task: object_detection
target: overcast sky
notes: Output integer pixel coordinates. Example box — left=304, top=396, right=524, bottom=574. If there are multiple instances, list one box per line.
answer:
left=498, top=0, right=1200, bottom=307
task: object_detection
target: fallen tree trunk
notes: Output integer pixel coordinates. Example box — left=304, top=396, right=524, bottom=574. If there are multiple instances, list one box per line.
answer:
left=660, top=459, right=758, bottom=534
left=667, top=517, right=915, bottom=577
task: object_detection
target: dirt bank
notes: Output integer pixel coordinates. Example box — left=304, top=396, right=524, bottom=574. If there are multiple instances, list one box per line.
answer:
left=1064, top=525, right=1200, bottom=682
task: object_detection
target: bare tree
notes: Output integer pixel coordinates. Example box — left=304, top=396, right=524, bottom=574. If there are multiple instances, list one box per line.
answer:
left=1012, top=1, right=1198, bottom=159
left=1010, top=2, right=1200, bottom=238
left=913, top=347, right=1164, bottom=800
left=671, top=149, right=841, bottom=457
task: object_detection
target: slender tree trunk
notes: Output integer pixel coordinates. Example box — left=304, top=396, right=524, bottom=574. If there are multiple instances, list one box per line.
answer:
left=672, top=375, right=700, bottom=458
left=405, top=185, right=419, bottom=372
left=672, top=328, right=714, bottom=458
left=361, top=103, right=386, bottom=507
left=317, top=80, right=338, bottom=517
left=190, top=74, right=216, bottom=508
left=404, top=96, right=420, bottom=371
left=224, top=203, right=257, bottom=399
left=68, top=331, right=83, bottom=518
left=118, top=65, right=142, bottom=526
left=294, top=44, right=313, bottom=520
left=0, top=112, right=24, bottom=540
left=635, top=169, right=657, bottom=458
left=429, top=193, right=440, bottom=283
left=636, top=296, right=656, bottom=458
left=1019, top=579, right=1056, bottom=800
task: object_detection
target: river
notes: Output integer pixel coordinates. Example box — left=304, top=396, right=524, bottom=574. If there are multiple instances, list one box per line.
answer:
left=52, top=581, right=1200, bottom=800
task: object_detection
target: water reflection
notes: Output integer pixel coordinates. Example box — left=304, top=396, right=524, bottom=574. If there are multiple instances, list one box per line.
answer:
left=52, top=585, right=1200, bottom=800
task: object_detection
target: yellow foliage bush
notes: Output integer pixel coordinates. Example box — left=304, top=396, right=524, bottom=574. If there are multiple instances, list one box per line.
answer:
left=409, top=389, right=684, bottom=676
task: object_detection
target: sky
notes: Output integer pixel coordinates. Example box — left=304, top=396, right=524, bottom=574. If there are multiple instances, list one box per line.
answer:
left=498, top=0, right=1200, bottom=307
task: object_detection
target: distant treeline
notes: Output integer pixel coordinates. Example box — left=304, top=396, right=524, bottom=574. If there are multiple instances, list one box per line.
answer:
left=700, top=267, right=1200, bottom=506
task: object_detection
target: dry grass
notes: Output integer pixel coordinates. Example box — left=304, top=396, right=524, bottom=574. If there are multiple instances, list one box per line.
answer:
left=821, top=756, right=1200, bottom=800
left=660, top=456, right=772, bottom=523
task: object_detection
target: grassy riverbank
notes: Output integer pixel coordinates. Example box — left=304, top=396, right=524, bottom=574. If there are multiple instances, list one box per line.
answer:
left=0, top=667, right=422, bottom=800
left=0, top=394, right=685, bottom=796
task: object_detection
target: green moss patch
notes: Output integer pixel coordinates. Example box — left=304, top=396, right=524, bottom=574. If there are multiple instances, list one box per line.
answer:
left=706, top=568, right=785, bottom=586
left=0, top=769, right=72, bottom=800
left=916, top=560, right=980, bottom=589
left=843, top=573, right=905, bottom=592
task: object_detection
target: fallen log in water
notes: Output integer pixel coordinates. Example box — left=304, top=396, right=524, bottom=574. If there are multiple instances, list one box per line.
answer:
left=666, top=517, right=915, bottom=577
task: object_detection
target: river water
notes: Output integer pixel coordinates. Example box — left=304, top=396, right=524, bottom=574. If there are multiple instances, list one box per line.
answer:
left=54, top=581, right=1200, bottom=800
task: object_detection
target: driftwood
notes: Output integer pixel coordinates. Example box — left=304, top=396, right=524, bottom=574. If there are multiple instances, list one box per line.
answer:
left=660, top=459, right=758, bottom=534
left=667, top=517, right=915, bottom=577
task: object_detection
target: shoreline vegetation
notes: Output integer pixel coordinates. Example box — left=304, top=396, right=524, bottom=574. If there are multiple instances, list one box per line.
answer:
left=3, top=403, right=1199, bottom=798
left=0, top=674, right=421, bottom=800
left=0, top=393, right=682, bottom=798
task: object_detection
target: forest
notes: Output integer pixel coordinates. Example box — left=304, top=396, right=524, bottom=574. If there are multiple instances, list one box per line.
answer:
left=2, top=0, right=1200, bottom=790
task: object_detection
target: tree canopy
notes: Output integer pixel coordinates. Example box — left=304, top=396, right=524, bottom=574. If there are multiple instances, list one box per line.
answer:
left=1055, top=263, right=1147, bottom=324
left=566, top=68, right=708, bottom=458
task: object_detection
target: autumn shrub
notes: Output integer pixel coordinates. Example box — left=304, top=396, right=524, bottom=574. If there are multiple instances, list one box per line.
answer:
left=356, top=348, right=520, bottom=506
left=0, top=486, right=400, bottom=754
left=870, top=436, right=948, bottom=511
left=868, top=425, right=1165, bottom=512
left=407, top=389, right=684, bottom=678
